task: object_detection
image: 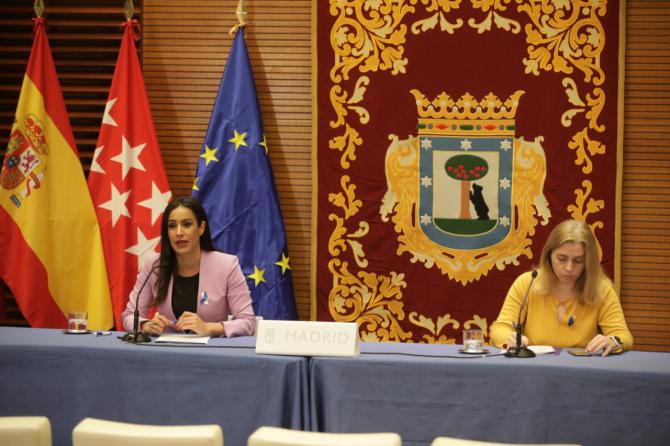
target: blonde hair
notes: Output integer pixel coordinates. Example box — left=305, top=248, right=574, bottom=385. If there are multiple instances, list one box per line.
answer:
left=535, top=219, right=610, bottom=305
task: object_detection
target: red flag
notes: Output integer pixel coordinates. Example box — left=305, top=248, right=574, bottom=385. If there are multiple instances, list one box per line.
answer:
left=88, top=20, right=171, bottom=328
left=0, top=19, right=112, bottom=329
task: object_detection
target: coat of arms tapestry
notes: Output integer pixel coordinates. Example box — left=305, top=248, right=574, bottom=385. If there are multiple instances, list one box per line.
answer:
left=313, top=0, right=623, bottom=343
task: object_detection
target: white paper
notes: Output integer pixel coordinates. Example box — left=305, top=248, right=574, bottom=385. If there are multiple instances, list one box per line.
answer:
left=155, top=334, right=211, bottom=344
left=528, top=345, right=555, bottom=355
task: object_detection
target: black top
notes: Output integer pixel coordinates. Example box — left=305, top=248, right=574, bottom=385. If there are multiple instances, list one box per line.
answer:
left=172, top=273, right=199, bottom=318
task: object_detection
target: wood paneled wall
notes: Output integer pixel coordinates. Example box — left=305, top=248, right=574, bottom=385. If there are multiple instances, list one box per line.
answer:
left=621, top=0, right=670, bottom=351
left=0, top=1, right=668, bottom=351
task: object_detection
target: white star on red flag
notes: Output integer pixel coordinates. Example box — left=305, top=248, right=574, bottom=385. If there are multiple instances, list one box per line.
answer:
left=87, top=21, right=171, bottom=328
left=125, top=228, right=161, bottom=272
left=111, top=136, right=147, bottom=180
left=98, top=183, right=131, bottom=227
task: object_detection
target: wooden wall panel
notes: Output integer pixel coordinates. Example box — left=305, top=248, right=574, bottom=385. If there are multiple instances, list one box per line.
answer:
left=621, top=0, right=670, bottom=352
left=141, top=0, right=312, bottom=319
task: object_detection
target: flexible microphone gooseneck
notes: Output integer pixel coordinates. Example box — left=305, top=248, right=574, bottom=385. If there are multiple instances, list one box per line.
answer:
left=121, top=265, right=156, bottom=343
left=504, top=269, right=538, bottom=358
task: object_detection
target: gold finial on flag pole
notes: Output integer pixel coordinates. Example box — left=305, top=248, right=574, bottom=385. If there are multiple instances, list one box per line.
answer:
left=124, top=0, right=135, bottom=20
left=229, top=0, right=247, bottom=35
left=34, top=0, right=44, bottom=18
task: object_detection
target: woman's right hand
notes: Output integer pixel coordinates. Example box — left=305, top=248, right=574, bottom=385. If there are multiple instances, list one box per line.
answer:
left=141, top=312, right=173, bottom=336
left=505, top=333, right=529, bottom=349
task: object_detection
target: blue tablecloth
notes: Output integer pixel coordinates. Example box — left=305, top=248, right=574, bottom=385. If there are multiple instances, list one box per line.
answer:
left=0, top=327, right=309, bottom=446
left=310, top=342, right=670, bottom=446
left=2, top=327, right=669, bottom=446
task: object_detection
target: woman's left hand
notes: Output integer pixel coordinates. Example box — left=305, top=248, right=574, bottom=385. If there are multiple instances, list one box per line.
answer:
left=176, top=311, right=210, bottom=335
left=585, top=334, right=617, bottom=356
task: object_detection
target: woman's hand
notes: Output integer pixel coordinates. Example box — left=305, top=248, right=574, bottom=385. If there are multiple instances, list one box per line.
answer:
left=505, top=333, right=529, bottom=349
left=141, top=312, right=173, bottom=336
left=176, top=311, right=214, bottom=335
left=586, top=334, right=617, bottom=356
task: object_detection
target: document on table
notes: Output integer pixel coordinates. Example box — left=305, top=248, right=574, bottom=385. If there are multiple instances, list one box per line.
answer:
left=155, top=334, right=211, bottom=344
left=500, top=345, right=556, bottom=355
left=528, top=345, right=555, bottom=355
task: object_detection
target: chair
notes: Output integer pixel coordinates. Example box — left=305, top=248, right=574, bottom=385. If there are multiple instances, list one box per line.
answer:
left=0, top=416, right=52, bottom=446
left=72, top=417, right=222, bottom=446
left=248, top=426, right=401, bottom=446
left=431, top=436, right=580, bottom=446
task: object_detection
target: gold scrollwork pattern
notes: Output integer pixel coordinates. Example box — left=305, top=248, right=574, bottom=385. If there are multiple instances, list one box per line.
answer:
left=567, top=127, right=605, bottom=174
left=328, top=124, right=362, bottom=169
left=328, top=175, right=364, bottom=255
left=329, top=258, right=413, bottom=341
left=407, top=312, right=491, bottom=343
left=522, top=1, right=612, bottom=229
left=562, top=77, right=606, bottom=174
left=408, top=311, right=460, bottom=343
left=330, top=0, right=414, bottom=83
left=409, top=0, right=464, bottom=34
left=463, top=314, right=489, bottom=336
left=567, top=179, right=605, bottom=257
left=469, top=0, right=521, bottom=34
left=517, top=0, right=607, bottom=86
left=330, top=77, right=372, bottom=130
left=327, top=0, right=418, bottom=341
left=567, top=179, right=604, bottom=225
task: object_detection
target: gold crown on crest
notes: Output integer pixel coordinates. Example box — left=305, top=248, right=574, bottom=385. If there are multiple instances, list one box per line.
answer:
left=411, top=89, right=524, bottom=120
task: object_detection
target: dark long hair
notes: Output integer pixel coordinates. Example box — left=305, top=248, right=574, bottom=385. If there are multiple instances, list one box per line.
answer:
left=154, top=196, right=215, bottom=304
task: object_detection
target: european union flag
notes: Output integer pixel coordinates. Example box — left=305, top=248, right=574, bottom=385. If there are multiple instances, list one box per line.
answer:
left=192, top=28, right=297, bottom=320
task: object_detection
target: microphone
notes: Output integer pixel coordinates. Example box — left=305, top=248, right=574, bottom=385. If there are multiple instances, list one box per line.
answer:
left=504, top=269, right=538, bottom=358
left=121, top=265, right=155, bottom=343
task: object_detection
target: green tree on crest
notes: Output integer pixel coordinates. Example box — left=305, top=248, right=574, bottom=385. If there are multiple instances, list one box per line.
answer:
left=444, top=154, right=488, bottom=219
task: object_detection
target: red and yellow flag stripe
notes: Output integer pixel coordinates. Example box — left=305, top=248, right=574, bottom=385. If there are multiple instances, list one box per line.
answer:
left=0, top=20, right=112, bottom=330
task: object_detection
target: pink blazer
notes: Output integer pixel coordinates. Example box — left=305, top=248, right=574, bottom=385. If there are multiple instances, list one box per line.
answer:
left=122, top=251, right=255, bottom=337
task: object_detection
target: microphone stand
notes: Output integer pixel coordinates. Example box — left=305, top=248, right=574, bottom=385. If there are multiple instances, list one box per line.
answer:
left=504, top=270, right=538, bottom=358
left=121, top=266, right=154, bottom=343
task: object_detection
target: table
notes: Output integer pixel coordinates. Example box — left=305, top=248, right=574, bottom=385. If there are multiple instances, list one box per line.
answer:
left=0, top=327, right=309, bottom=446
left=309, top=342, right=670, bottom=446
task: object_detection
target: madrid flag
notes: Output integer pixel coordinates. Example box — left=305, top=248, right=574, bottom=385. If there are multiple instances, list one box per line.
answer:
left=0, top=19, right=113, bottom=329
left=88, top=20, right=171, bottom=328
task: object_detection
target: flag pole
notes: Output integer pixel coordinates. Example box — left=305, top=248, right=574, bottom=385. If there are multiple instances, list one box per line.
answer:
left=124, top=0, right=135, bottom=20
left=34, top=0, right=44, bottom=18
left=230, top=0, right=247, bottom=35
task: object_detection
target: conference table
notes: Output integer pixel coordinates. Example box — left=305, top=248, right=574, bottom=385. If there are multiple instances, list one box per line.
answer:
left=1, top=327, right=669, bottom=446
left=0, top=327, right=308, bottom=446
left=310, top=342, right=670, bottom=446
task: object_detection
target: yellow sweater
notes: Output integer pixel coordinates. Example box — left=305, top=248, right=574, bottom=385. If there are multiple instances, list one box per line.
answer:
left=490, top=271, right=634, bottom=350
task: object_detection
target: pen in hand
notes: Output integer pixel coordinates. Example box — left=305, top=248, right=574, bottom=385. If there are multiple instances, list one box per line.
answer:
left=173, top=317, right=194, bottom=334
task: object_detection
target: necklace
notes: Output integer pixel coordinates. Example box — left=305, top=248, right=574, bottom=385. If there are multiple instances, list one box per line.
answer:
left=556, top=302, right=566, bottom=323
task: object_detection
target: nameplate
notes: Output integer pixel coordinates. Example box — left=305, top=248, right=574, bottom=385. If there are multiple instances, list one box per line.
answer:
left=255, top=320, right=360, bottom=357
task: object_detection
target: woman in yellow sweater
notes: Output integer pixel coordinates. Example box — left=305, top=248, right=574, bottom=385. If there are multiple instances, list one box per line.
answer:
left=490, top=219, right=633, bottom=356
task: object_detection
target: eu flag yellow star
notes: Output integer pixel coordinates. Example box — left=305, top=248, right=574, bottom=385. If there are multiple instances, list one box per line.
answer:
left=259, top=134, right=268, bottom=154
left=248, top=265, right=266, bottom=287
left=275, top=252, right=291, bottom=274
left=192, top=177, right=200, bottom=191
left=229, top=129, right=248, bottom=151
left=200, top=145, right=219, bottom=166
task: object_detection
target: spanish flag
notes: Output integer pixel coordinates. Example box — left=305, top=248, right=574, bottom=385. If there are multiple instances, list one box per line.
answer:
left=0, top=19, right=113, bottom=330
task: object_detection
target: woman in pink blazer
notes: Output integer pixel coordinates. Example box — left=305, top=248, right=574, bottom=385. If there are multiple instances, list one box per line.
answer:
left=122, top=196, right=255, bottom=337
